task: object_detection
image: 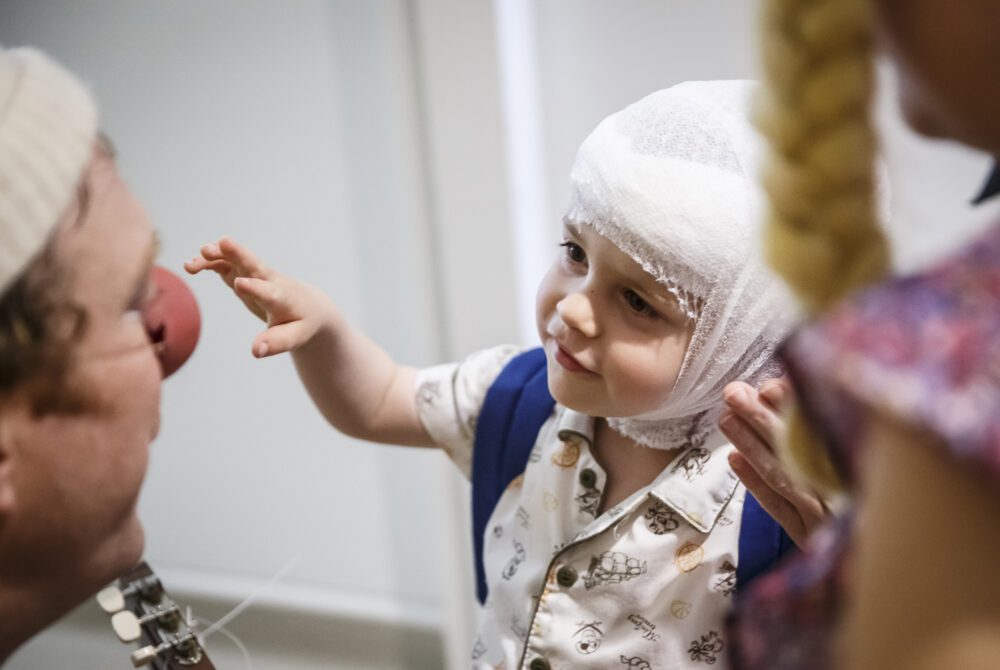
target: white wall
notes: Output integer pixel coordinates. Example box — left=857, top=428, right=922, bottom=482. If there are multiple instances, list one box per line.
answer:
left=527, top=0, right=997, bottom=285
left=2, top=1, right=489, bottom=667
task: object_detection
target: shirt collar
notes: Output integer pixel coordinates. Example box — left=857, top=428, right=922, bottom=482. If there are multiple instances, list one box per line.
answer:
left=972, top=161, right=1000, bottom=205
left=555, top=409, right=739, bottom=534
left=555, top=407, right=594, bottom=444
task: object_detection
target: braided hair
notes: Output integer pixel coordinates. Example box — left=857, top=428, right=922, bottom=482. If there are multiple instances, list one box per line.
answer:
left=756, top=0, right=890, bottom=491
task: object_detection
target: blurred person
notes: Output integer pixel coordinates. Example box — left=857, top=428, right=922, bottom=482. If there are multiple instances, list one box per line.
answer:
left=722, top=0, right=1000, bottom=669
left=0, top=46, right=197, bottom=661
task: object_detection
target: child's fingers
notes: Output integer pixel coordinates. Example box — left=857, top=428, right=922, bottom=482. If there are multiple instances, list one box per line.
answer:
left=183, top=257, right=204, bottom=274
left=232, top=277, right=280, bottom=322
left=251, top=321, right=311, bottom=358
left=185, top=255, right=226, bottom=275
left=199, top=241, right=225, bottom=262
left=196, top=259, right=235, bottom=281
left=232, top=276, right=287, bottom=313
left=218, top=237, right=273, bottom=280
left=723, top=381, right=783, bottom=448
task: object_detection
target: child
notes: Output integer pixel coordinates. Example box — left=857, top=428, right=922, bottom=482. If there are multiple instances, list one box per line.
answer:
left=188, top=80, right=793, bottom=669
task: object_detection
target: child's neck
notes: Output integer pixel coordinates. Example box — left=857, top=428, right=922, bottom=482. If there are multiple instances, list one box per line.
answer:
left=591, top=418, right=685, bottom=515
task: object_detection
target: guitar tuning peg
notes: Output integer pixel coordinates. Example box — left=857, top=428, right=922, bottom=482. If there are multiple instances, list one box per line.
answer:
left=111, top=610, right=142, bottom=643
left=128, top=635, right=199, bottom=668
left=97, top=574, right=162, bottom=616
left=130, top=644, right=160, bottom=667
left=96, top=586, right=126, bottom=614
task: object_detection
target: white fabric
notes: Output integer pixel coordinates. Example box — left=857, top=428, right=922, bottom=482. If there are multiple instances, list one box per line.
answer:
left=0, top=47, right=97, bottom=294
left=417, top=346, right=746, bottom=669
left=565, top=81, right=794, bottom=449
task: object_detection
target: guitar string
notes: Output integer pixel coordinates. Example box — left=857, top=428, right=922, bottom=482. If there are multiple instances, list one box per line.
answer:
left=187, top=614, right=252, bottom=670
left=193, top=554, right=303, bottom=642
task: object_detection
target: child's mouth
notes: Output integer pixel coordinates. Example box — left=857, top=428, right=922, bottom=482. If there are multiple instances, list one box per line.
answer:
left=555, top=344, right=592, bottom=374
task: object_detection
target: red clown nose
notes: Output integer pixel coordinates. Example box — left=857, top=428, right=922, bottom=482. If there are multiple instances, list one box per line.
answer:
left=143, top=266, right=201, bottom=378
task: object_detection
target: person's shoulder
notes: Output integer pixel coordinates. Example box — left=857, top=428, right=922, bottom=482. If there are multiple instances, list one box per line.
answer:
left=784, top=223, right=1000, bottom=483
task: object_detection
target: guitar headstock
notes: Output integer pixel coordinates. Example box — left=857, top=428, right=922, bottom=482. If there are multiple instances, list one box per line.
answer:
left=96, top=561, right=214, bottom=669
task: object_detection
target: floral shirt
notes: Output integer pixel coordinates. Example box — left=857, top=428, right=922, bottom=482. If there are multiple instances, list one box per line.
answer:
left=730, top=223, right=1000, bottom=670
left=417, top=345, right=748, bottom=669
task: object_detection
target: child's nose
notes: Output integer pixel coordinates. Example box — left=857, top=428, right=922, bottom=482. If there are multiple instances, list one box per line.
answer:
left=556, top=292, right=599, bottom=338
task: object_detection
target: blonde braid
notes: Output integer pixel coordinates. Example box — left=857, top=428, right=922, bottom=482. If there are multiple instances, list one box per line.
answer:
left=756, top=0, right=890, bottom=492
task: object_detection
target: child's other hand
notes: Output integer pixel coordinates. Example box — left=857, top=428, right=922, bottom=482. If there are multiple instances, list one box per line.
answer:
left=185, top=237, right=334, bottom=358
left=719, top=378, right=828, bottom=547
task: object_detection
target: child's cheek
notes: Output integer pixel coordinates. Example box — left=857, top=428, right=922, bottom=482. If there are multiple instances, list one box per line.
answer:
left=535, top=265, right=563, bottom=338
left=610, top=344, right=677, bottom=415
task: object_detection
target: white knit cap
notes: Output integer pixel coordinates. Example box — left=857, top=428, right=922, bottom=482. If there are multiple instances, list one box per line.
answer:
left=565, top=81, right=794, bottom=449
left=0, top=47, right=98, bottom=294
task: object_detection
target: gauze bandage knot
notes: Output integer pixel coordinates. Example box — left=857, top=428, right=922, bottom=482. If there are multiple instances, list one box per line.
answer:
left=564, top=80, right=793, bottom=449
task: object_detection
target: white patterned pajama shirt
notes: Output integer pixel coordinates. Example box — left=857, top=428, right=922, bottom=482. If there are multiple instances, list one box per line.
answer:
left=416, top=345, right=748, bottom=670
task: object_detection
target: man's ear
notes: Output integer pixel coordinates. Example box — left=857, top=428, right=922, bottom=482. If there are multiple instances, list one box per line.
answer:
left=0, top=412, right=17, bottom=530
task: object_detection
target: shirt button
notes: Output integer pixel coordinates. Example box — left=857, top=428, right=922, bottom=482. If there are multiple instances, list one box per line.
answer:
left=556, top=565, right=578, bottom=587
left=579, top=467, right=598, bottom=488
left=529, top=658, right=551, bottom=670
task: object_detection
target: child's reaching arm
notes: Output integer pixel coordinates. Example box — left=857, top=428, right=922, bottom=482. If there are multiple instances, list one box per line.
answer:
left=185, top=237, right=434, bottom=448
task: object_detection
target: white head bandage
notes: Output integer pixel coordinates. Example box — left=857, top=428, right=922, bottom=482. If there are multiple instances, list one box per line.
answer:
left=0, top=47, right=98, bottom=295
left=565, top=80, right=794, bottom=449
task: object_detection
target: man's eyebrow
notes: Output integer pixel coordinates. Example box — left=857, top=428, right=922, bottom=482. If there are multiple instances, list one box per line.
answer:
left=72, top=133, right=117, bottom=230
left=97, top=132, right=117, bottom=159
left=129, top=232, right=161, bottom=300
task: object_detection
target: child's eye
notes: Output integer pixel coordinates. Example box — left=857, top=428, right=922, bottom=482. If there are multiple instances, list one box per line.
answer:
left=624, top=289, right=658, bottom=318
left=559, top=241, right=586, bottom=264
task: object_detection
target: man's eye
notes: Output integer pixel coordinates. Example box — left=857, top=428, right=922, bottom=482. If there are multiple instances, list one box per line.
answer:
left=559, top=241, right=586, bottom=264
left=127, top=281, right=157, bottom=313
left=624, top=289, right=657, bottom=317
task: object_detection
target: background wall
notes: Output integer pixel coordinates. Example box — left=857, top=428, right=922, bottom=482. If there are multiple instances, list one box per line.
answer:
left=2, top=1, right=996, bottom=669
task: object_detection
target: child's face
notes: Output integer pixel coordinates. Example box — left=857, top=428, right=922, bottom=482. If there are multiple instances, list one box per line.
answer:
left=536, top=222, right=694, bottom=419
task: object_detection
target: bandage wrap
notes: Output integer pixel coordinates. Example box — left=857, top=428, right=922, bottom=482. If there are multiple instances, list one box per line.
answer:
left=565, top=81, right=793, bottom=449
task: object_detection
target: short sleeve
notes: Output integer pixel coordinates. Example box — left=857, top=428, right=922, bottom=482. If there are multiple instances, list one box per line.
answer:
left=415, top=344, right=524, bottom=478
left=782, top=225, right=1000, bottom=486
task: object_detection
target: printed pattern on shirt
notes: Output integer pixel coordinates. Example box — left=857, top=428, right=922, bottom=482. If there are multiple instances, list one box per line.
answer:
left=414, top=344, right=745, bottom=670
left=645, top=500, right=681, bottom=534
left=584, top=551, right=648, bottom=590
left=689, top=631, right=725, bottom=665
left=573, top=621, right=604, bottom=655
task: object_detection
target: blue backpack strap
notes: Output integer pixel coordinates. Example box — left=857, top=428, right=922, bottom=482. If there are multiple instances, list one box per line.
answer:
left=736, top=491, right=796, bottom=591
left=472, top=347, right=554, bottom=604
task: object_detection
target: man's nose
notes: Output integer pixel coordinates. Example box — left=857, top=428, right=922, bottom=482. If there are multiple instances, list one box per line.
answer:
left=556, top=291, right=599, bottom=338
left=142, top=266, right=201, bottom=379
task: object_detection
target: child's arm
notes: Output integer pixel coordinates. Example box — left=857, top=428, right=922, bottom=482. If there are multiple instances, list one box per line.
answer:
left=185, top=237, right=434, bottom=448
left=718, top=379, right=828, bottom=546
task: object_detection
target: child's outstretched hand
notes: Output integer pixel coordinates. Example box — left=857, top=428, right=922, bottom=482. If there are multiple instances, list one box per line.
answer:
left=185, top=237, right=335, bottom=358
left=719, top=378, right=828, bottom=547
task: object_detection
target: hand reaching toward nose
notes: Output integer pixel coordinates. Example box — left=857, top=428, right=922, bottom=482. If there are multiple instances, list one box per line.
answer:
left=185, top=237, right=336, bottom=358
left=719, top=378, right=829, bottom=547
